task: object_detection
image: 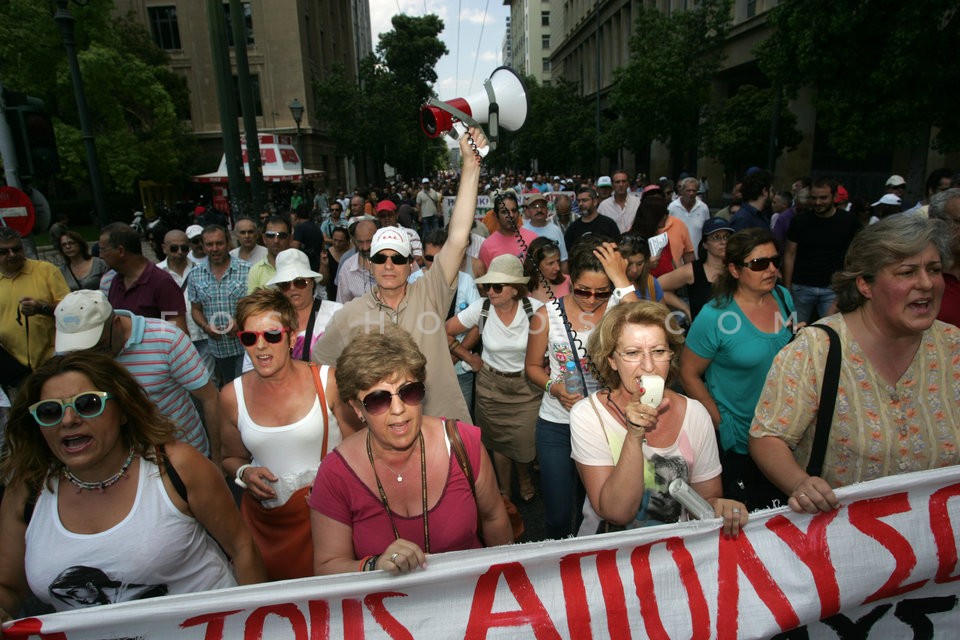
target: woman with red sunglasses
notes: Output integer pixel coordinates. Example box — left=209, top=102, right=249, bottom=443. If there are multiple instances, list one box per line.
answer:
left=309, top=326, right=512, bottom=575
left=680, top=228, right=797, bottom=510
left=220, top=288, right=359, bottom=581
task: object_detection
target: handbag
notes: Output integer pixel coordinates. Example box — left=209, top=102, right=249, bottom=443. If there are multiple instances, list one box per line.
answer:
left=0, top=310, right=32, bottom=388
left=802, top=324, right=841, bottom=477
left=445, top=418, right=524, bottom=543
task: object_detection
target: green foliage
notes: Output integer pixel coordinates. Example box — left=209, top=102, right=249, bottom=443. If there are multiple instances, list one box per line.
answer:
left=0, top=0, right=198, bottom=195
left=701, top=84, right=802, bottom=176
left=313, top=14, right=449, bottom=181
left=756, top=0, right=960, bottom=155
left=611, top=0, right=732, bottom=161
left=504, top=76, right=596, bottom=174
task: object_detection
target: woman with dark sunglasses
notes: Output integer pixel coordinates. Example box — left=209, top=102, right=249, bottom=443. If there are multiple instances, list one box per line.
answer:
left=309, top=326, right=512, bottom=575
left=524, top=237, right=638, bottom=539
left=220, top=289, right=358, bottom=581
left=680, top=228, right=797, bottom=510
left=0, top=353, right=265, bottom=620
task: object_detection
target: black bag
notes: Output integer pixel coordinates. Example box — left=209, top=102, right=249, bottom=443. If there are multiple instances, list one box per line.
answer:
left=0, top=344, right=31, bottom=388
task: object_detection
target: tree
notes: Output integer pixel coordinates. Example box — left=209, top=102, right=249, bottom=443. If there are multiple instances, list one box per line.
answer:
left=756, top=0, right=960, bottom=158
left=701, top=84, right=802, bottom=178
left=313, top=14, right=448, bottom=183
left=610, top=0, right=732, bottom=173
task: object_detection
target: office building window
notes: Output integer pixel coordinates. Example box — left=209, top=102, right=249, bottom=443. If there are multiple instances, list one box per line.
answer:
left=233, top=74, right=263, bottom=117
left=223, top=2, right=255, bottom=46
left=542, top=11, right=550, bottom=27
left=148, top=6, right=181, bottom=50
left=542, top=58, right=551, bottom=72
left=542, top=34, right=550, bottom=49
left=746, top=1, right=758, bottom=18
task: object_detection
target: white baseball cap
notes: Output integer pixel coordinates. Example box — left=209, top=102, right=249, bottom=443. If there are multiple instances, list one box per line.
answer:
left=597, top=176, right=612, bottom=187
left=185, top=224, right=204, bottom=239
left=55, top=290, right=113, bottom=353
left=370, top=226, right=412, bottom=257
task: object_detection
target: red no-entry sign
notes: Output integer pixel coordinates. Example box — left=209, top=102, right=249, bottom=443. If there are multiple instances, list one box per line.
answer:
left=0, top=186, right=36, bottom=236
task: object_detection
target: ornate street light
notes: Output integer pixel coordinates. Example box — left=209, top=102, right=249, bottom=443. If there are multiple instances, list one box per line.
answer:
left=288, top=98, right=305, bottom=192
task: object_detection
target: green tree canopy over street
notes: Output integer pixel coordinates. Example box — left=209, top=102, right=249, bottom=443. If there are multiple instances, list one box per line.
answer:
left=0, top=0, right=196, bottom=196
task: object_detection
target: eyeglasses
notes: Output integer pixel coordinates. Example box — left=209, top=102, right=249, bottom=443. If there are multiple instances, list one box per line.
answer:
left=277, top=277, right=311, bottom=291
left=617, top=348, right=674, bottom=363
left=423, top=253, right=436, bottom=263
left=0, top=246, right=24, bottom=256
left=369, top=252, right=411, bottom=265
left=360, top=381, right=426, bottom=416
left=481, top=283, right=508, bottom=294
left=29, top=391, right=114, bottom=427
left=166, top=244, right=191, bottom=253
left=237, top=328, right=288, bottom=347
left=527, top=202, right=548, bottom=209
left=741, top=255, right=782, bottom=272
left=264, top=231, right=290, bottom=240
left=60, top=241, right=77, bottom=248
left=573, top=287, right=613, bottom=300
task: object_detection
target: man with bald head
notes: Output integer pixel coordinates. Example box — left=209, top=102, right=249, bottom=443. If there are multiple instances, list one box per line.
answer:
left=335, top=218, right=378, bottom=302
left=157, top=228, right=216, bottom=381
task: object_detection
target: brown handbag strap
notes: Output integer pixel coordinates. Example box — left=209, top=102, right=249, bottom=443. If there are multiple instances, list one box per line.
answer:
left=308, top=362, right=330, bottom=459
left=445, top=418, right=484, bottom=543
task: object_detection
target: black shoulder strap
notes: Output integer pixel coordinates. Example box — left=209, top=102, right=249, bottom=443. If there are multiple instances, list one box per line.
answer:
left=158, top=444, right=188, bottom=502
left=773, top=284, right=793, bottom=316
left=521, top=296, right=534, bottom=321
left=23, top=482, right=40, bottom=525
left=299, top=299, right=322, bottom=362
left=804, top=325, right=841, bottom=477
left=478, top=298, right=491, bottom=333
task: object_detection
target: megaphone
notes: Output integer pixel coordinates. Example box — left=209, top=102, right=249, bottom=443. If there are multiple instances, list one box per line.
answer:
left=420, top=66, right=528, bottom=151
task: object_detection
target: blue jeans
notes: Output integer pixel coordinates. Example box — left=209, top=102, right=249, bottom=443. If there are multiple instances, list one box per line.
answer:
left=457, top=371, right=475, bottom=422
left=790, top=283, right=836, bottom=324
left=536, top=417, right=578, bottom=539
left=421, top=215, right=442, bottom=236
left=215, top=355, right=244, bottom=387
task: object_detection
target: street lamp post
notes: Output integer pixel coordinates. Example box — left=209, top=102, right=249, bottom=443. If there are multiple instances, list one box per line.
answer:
left=288, top=98, right=305, bottom=199
left=54, top=0, right=107, bottom=227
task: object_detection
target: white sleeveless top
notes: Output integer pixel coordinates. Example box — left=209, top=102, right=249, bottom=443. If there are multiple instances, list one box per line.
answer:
left=234, top=364, right=341, bottom=508
left=25, top=458, right=236, bottom=611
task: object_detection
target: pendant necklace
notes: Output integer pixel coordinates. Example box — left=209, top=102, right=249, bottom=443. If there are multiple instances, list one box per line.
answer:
left=381, top=458, right=411, bottom=482
left=366, top=430, right=431, bottom=553
left=62, top=448, right=136, bottom=494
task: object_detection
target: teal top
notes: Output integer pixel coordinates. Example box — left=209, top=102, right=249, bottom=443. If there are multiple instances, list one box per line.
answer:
left=685, top=286, right=794, bottom=454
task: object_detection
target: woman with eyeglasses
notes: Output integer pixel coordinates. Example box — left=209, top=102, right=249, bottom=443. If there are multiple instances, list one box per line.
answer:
left=570, top=302, right=748, bottom=535
left=446, top=255, right=544, bottom=505
left=0, top=353, right=264, bottom=620
left=57, top=230, right=109, bottom=292
left=523, top=236, right=571, bottom=302
left=309, top=326, right=512, bottom=575
left=679, top=228, right=797, bottom=510
left=656, top=217, right=733, bottom=322
left=220, top=288, right=356, bottom=581
left=524, top=237, right=638, bottom=539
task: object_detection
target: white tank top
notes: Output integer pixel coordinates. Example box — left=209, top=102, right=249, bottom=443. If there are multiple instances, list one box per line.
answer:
left=234, top=364, right=341, bottom=508
left=25, top=458, right=236, bottom=612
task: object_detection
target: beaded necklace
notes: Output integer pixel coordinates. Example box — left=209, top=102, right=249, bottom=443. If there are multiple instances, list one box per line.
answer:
left=62, top=448, right=136, bottom=494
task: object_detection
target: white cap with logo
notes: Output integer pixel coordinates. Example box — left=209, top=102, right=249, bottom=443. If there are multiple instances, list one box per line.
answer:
left=55, top=290, right=113, bottom=353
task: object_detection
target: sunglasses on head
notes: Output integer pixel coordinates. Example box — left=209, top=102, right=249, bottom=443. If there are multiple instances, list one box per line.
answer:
left=369, top=252, right=411, bottom=265
left=481, top=283, right=508, bottom=294
left=264, top=231, right=290, bottom=240
left=573, top=287, right=613, bottom=300
left=360, top=381, right=426, bottom=416
left=166, top=244, right=191, bottom=253
left=741, top=255, right=782, bottom=272
left=29, top=391, right=114, bottom=427
left=277, top=277, right=311, bottom=291
left=237, top=328, right=288, bottom=347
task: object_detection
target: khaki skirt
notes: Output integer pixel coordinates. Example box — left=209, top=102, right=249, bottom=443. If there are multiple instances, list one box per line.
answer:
left=474, top=363, right=543, bottom=463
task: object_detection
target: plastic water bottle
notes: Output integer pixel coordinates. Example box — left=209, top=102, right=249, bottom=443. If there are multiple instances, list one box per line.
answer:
left=564, top=361, right=584, bottom=396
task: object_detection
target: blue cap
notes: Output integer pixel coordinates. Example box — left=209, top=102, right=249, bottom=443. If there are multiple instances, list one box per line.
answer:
left=702, top=217, right=734, bottom=238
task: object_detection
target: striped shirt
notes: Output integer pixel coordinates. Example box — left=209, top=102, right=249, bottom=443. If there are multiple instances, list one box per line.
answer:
left=188, top=258, right=250, bottom=359
left=115, top=310, right=211, bottom=456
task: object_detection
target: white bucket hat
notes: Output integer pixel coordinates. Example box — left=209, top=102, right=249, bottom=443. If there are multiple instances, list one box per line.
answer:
left=474, top=255, right=528, bottom=285
left=266, top=248, right=323, bottom=286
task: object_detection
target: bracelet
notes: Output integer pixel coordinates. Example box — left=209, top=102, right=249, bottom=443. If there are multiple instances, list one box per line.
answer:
left=234, top=463, right=253, bottom=489
left=545, top=379, right=554, bottom=395
left=363, top=554, right=380, bottom=571
left=449, top=339, right=460, bottom=353
left=358, top=555, right=371, bottom=572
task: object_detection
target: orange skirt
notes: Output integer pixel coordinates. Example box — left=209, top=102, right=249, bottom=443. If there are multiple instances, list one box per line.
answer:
left=241, top=485, right=313, bottom=581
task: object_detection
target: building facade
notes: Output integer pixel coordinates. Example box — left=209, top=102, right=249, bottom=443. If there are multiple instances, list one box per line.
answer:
left=504, top=1, right=554, bottom=86
left=114, top=0, right=369, bottom=195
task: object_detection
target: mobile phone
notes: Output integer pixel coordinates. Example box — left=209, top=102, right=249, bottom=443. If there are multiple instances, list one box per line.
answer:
left=668, top=478, right=715, bottom=520
left=639, top=374, right=664, bottom=407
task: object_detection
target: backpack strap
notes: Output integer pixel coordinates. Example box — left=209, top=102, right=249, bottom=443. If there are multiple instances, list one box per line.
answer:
left=478, top=298, right=491, bottom=333
left=521, top=296, right=534, bottom=321
left=299, top=299, right=322, bottom=362
left=803, top=324, right=842, bottom=477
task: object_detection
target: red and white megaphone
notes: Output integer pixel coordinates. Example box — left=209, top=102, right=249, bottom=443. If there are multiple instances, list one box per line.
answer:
left=420, top=66, right=528, bottom=152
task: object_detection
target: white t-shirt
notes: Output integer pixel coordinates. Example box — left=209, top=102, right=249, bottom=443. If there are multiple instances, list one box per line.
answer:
left=230, top=244, right=268, bottom=266
left=458, top=297, right=543, bottom=372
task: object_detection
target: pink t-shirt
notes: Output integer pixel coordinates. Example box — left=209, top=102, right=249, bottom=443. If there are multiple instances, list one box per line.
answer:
left=478, top=228, right=540, bottom=267
left=308, top=422, right=483, bottom=558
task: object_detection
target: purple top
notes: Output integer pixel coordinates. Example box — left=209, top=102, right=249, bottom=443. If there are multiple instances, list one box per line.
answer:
left=308, top=421, right=484, bottom=558
left=108, top=261, right=185, bottom=321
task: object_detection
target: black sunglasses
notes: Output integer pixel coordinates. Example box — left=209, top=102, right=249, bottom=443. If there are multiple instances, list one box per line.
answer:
left=369, top=253, right=411, bottom=265
left=237, top=328, right=287, bottom=347
left=481, top=283, right=507, bottom=294
left=360, top=381, right=426, bottom=416
left=29, top=391, right=113, bottom=427
left=741, top=255, right=782, bottom=272
left=424, top=253, right=436, bottom=262
left=573, top=287, right=613, bottom=300
left=277, top=277, right=312, bottom=291
left=0, top=246, right=25, bottom=256
left=166, top=244, right=191, bottom=253
left=264, top=231, right=290, bottom=240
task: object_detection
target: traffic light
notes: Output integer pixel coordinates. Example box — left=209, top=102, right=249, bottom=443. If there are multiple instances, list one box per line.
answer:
left=2, top=88, right=61, bottom=180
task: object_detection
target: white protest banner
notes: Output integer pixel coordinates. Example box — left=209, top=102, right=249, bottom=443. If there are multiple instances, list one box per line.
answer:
left=4, top=466, right=958, bottom=639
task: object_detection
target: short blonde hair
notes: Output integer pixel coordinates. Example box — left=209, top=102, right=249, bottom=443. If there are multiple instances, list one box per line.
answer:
left=235, top=288, right=299, bottom=333
left=335, top=325, right=427, bottom=404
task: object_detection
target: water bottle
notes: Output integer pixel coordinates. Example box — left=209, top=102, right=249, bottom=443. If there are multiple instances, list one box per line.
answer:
left=564, top=361, right=584, bottom=396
